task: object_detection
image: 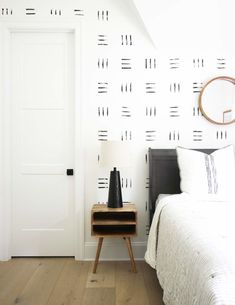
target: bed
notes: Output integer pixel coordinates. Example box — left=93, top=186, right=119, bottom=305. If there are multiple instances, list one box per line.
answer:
left=145, top=147, right=235, bottom=305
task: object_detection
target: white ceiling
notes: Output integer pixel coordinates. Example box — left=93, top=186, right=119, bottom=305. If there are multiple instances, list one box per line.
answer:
left=132, top=0, right=235, bottom=50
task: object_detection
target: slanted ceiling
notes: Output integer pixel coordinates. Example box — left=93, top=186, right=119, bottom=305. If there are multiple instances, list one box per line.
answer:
left=132, top=0, right=235, bottom=50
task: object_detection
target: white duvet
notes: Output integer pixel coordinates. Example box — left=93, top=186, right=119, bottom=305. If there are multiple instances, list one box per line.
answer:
left=145, top=193, right=235, bottom=305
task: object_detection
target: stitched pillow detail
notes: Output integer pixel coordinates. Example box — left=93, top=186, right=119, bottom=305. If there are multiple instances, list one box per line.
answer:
left=176, top=145, right=235, bottom=196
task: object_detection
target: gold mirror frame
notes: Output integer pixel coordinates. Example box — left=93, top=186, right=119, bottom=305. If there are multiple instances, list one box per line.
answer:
left=198, top=76, right=235, bottom=125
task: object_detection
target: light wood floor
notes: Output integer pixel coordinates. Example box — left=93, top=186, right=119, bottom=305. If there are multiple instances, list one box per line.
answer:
left=0, top=258, right=164, bottom=305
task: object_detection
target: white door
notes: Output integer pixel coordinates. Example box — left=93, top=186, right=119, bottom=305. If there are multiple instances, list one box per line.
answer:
left=11, top=32, right=75, bottom=256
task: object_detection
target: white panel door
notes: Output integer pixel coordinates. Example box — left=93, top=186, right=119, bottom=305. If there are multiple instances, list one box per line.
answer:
left=11, top=32, right=75, bottom=256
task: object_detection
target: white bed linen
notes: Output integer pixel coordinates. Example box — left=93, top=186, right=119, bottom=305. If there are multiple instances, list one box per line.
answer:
left=145, top=193, right=235, bottom=305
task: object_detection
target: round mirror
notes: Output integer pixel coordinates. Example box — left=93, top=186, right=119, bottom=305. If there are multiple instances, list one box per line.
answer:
left=199, top=76, right=235, bottom=125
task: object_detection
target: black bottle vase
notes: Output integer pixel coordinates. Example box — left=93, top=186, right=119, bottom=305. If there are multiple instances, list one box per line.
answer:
left=108, top=167, right=123, bottom=208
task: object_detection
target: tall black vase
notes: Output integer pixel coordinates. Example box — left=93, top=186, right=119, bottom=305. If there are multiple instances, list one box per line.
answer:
left=108, top=167, right=123, bottom=208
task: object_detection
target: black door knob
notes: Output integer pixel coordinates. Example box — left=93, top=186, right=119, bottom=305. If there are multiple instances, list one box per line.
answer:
left=66, top=169, right=74, bottom=176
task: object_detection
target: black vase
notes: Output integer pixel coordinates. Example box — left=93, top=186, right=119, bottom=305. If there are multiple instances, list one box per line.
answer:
left=108, top=167, right=123, bottom=208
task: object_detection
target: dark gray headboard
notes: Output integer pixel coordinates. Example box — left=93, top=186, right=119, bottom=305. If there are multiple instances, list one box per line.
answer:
left=148, top=148, right=215, bottom=223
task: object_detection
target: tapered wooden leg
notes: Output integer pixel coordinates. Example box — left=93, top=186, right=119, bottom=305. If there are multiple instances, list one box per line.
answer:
left=123, top=237, right=137, bottom=273
left=93, top=237, right=103, bottom=273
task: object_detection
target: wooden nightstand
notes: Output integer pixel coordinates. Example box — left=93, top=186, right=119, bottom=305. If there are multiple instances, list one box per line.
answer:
left=91, top=203, right=137, bottom=273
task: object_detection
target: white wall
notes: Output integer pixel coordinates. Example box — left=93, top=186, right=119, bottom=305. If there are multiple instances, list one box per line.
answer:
left=1, top=0, right=235, bottom=260
left=0, top=23, right=4, bottom=259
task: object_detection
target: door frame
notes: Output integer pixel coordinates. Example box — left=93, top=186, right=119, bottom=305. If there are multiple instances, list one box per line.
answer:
left=0, top=23, right=85, bottom=260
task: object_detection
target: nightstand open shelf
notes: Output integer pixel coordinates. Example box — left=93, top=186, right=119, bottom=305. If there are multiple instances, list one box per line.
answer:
left=92, top=225, right=136, bottom=236
left=92, top=206, right=137, bottom=236
left=91, top=203, right=137, bottom=273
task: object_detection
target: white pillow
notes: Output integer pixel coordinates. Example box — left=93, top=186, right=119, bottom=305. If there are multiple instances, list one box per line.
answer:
left=176, top=145, right=235, bottom=196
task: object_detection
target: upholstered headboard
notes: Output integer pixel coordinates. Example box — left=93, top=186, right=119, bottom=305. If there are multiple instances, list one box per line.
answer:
left=148, top=148, right=215, bottom=223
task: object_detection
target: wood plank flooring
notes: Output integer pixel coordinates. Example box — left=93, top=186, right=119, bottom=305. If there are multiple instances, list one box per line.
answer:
left=0, top=258, right=164, bottom=305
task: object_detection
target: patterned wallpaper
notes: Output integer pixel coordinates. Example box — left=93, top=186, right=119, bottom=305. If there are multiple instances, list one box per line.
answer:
left=1, top=0, right=235, bottom=258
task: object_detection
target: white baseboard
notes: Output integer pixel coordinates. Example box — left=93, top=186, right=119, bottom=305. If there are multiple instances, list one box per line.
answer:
left=84, top=240, right=147, bottom=261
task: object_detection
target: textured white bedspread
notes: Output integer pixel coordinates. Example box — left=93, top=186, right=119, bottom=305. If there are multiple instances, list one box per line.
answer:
left=145, top=193, right=235, bottom=305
